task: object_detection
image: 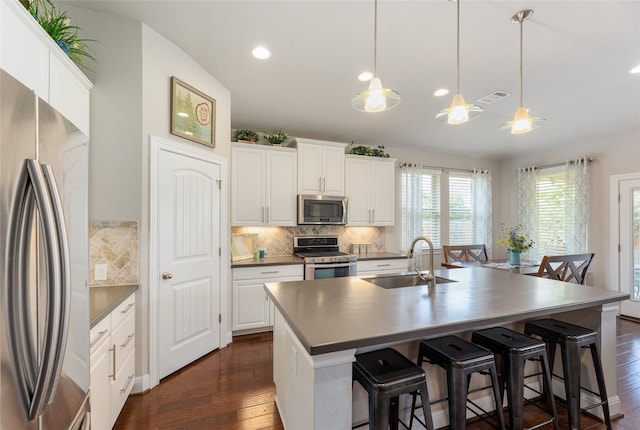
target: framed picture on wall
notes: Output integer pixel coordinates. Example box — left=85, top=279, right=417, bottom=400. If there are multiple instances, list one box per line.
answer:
left=170, top=76, right=216, bottom=147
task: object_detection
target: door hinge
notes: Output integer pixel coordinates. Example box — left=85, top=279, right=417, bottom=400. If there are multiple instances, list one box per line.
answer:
left=218, top=314, right=222, bottom=323
left=216, top=179, right=222, bottom=190
left=219, top=247, right=221, bottom=256
left=619, top=244, right=621, bottom=252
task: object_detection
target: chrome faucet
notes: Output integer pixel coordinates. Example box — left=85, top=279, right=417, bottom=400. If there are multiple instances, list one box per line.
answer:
left=407, top=236, right=436, bottom=288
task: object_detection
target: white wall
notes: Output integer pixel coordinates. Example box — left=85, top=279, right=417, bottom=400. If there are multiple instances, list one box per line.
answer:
left=498, top=130, right=640, bottom=288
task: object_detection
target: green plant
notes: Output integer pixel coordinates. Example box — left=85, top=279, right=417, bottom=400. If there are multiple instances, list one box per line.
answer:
left=234, top=129, right=260, bottom=143
left=347, top=143, right=390, bottom=158
left=497, top=224, right=534, bottom=253
left=23, top=0, right=96, bottom=68
left=263, top=130, right=288, bottom=145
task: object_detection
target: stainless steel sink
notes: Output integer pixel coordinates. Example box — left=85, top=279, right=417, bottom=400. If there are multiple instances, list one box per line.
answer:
left=361, top=274, right=457, bottom=289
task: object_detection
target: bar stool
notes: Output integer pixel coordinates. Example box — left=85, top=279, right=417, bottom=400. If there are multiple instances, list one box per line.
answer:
left=411, top=335, right=506, bottom=430
left=352, top=348, right=434, bottom=430
left=524, top=318, right=612, bottom=430
left=471, top=327, right=559, bottom=430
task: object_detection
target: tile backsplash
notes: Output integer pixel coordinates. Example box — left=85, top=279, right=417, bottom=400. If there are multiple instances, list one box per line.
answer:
left=231, top=225, right=385, bottom=256
left=89, top=220, right=139, bottom=286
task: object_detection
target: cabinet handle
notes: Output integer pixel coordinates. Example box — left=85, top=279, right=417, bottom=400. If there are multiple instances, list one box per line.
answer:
left=90, top=330, right=108, bottom=348
left=121, top=303, right=135, bottom=314
left=377, top=264, right=391, bottom=267
left=260, top=271, right=279, bottom=275
left=266, top=207, right=270, bottom=223
left=120, top=333, right=135, bottom=349
left=109, top=345, right=116, bottom=381
left=371, top=209, right=375, bottom=223
left=120, top=374, right=134, bottom=394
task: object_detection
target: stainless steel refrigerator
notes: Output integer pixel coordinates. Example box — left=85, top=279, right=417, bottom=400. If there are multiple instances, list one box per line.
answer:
left=1, top=69, right=90, bottom=429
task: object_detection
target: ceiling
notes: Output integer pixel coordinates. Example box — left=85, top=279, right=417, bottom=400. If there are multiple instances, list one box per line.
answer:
left=66, top=1, right=640, bottom=158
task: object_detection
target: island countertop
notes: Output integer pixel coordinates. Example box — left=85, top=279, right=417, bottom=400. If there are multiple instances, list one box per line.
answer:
left=264, top=267, right=628, bottom=356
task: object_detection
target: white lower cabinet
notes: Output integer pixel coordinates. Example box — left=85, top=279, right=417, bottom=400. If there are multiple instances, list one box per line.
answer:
left=232, top=265, right=303, bottom=333
left=90, top=293, right=136, bottom=430
left=357, top=258, right=409, bottom=276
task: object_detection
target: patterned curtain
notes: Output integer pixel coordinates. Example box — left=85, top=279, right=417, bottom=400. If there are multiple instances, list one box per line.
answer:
left=400, top=163, right=424, bottom=252
left=517, top=166, right=538, bottom=261
left=565, top=157, right=591, bottom=253
left=471, top=169, right=492, bottom=257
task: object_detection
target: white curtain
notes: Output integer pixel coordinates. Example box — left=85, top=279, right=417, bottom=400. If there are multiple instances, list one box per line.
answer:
left=471, top=169, right=492, bottom=257
left=517, top=166, right=538, bottom=261
left=400, top=163, right=423, bottom=252
left=565, top=157, right=591, bottom=253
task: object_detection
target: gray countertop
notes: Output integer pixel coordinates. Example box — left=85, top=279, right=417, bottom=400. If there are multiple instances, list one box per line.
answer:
left=264, top=267, right=628, bottom=356
left=90, top=284, right=138, bottom=327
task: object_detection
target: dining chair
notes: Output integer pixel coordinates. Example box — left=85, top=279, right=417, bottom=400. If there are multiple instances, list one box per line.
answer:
left=442, top=244, right=488, bottom=264
left=534, top=253, right=595, bottom=285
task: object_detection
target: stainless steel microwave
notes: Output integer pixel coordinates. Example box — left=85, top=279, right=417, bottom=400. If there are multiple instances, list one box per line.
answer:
left=297, top=195, right=347, bottom=225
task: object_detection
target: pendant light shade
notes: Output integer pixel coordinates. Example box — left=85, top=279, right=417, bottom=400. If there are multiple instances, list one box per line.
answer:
left=351, top=0, right=400, bottom=112
left=500, top=9, right=546, bottom=134
left=436, top=0, right=483, bottom=124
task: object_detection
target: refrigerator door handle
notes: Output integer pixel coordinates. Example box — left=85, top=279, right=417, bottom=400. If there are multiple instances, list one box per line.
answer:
left=5, top=159, right=66, bottom=420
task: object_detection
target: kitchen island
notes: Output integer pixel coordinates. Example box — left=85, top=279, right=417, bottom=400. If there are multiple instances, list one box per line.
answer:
left=264, top=267, right=628, bottom=429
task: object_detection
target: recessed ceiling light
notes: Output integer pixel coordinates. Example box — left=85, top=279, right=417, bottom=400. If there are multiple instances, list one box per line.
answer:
left=433, top=89, right=450, bottom=97
left=252, top=46, right=271, bottom=60
left=357, top=72, right=373, bottom=82
left=630, top=64, right=640, bottom=74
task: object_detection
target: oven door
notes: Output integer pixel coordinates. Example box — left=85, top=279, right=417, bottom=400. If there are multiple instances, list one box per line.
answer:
left=305, top=261, right=357, bottom=280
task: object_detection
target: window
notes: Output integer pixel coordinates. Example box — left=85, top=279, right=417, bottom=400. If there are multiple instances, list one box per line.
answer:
left=517, top=158, right=591, bottom=261
left=400, top=167, right=492, bottom=252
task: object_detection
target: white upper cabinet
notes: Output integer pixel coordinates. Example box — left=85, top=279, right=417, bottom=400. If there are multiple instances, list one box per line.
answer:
left=296, top=138, right=346, bottom=196
left=231, top=144, right=297, bottom=226
left=0, top=0, right=92, bottom=135
left=346, top=155, right=396, bottom=226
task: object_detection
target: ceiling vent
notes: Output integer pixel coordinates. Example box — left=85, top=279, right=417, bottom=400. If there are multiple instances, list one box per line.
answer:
left=477, top=90, right=511, bottom=104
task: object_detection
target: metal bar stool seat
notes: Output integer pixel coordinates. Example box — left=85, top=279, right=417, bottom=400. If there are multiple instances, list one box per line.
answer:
left=524, top=318, right=612, bottom=430
left=471, top=327, right=559, bottom=430
left=411, top=335, right=506, bottom=430
left=353, top=348, right=434, bottom=430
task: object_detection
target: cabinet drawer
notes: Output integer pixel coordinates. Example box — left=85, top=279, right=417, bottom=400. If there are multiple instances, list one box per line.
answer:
left=357, top=258, right=409, bottom=275
left=111, top=310, right=135, bottom=371
left=110, top=349, right=135, bottom=425
left=90, top=316, right=111, bottom=355
left=233, top=264, right=303, bottom=281
left=111, top=294, right=135, bottom=330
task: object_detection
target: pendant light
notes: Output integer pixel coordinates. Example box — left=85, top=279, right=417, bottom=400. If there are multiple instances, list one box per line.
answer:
left=500, top=9, right=546, bottom=134
left=351, top=0, right=400, bottom=113
left=435, top=0, right=483, bottom=125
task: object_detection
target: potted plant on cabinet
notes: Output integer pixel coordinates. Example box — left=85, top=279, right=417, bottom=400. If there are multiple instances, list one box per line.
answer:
left=263, top=130, right=289, bottom=146
left=234, top=129, right=260, bottom=144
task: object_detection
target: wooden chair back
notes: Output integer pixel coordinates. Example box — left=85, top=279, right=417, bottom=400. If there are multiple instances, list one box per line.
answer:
left=442, top=244, right=488, bottom=263
left=535, top=253, right=595, bottom=285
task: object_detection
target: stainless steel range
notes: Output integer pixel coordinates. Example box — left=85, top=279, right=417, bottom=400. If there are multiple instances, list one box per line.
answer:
left=294, top=236, right=357, bottom=280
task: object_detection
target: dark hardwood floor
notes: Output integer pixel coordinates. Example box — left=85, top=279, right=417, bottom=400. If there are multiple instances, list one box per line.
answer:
left=114, top=318, right=640, bottom=430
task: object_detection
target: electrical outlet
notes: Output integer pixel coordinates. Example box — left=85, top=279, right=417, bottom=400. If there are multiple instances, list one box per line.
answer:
left=95, top=264, right=108, bottom=281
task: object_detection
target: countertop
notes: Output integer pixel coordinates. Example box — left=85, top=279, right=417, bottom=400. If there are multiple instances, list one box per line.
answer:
left=231, top=252, right=406, bottom=268
left=355, top=252, right=407, bottom=260
left=90, top=284, right=138, bottom=327
left=264, top=267, right=628, bottom=356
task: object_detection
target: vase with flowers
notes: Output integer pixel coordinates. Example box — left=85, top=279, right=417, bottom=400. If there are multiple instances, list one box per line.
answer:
left=497, top=224, right=534, bottom=265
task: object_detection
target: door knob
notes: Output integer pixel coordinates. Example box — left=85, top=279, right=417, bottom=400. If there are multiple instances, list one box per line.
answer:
left=162, top=272, right=173, bottom=280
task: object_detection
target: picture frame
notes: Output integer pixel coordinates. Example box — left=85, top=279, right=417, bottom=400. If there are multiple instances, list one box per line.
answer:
left=170, top=76, right=216, bottom=148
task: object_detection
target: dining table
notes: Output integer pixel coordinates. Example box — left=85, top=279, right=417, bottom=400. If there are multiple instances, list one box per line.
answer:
left=441, top=258, right=541, bottom=275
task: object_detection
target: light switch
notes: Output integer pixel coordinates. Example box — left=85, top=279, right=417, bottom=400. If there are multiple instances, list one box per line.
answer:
left=95, top=264, right=108, bottom=281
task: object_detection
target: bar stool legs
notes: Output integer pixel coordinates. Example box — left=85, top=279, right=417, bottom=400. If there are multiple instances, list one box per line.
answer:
left=525, top=318, right=612, bottom=430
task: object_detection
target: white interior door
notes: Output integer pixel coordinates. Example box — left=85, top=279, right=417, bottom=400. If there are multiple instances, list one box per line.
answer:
left=619, top=178, right=640, bottom=318
left=157, top=148, right=221, bottom=379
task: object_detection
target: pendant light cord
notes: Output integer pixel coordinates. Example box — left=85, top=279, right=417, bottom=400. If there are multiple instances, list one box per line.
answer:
left=373, top=0, right=378, bottom=77
left=519, top=17, right=524, bottom=107
left=456, top=0, right=461, bottom=93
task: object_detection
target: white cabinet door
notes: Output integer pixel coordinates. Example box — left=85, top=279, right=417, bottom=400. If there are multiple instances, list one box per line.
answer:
left=297, top=140, right=346, bottom=196
left=370, top=160, right=395, bottom=226
left=49, top=54, right=91, bottom=135
left=345, top=157, right=371, bottom=225
left=266, top=150, right=297, bottom=226
left=357, top=258, right=409, bottom=275
left=0, top=0, right=50, bottom=99
left=233, top=279, right=271, bottom=331
left=323, top=145, right=346, bottom=196
left=346, top=156, right=395, bottom=226
left=90, top=319, right=111, bottom=430
left=232, top=146, right=266, bottom=225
